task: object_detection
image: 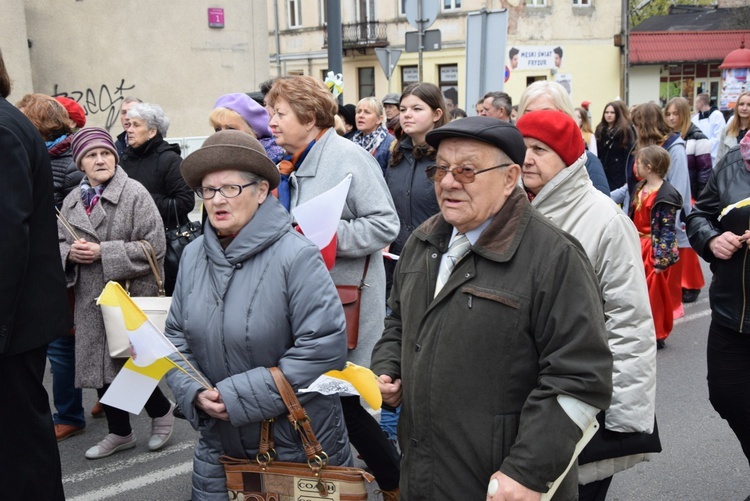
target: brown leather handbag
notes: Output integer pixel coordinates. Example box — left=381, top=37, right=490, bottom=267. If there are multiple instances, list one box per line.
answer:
left=335, top=256, right=370, bottom=350
left=220, top=367, right=374, bottom=500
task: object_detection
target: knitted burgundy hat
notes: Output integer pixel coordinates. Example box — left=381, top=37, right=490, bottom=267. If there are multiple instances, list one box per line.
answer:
left=71, top=127, right=119, bottom=169
left=515, top=110, right=585, bottom=166
left=55, top=96, right=87, bottom=129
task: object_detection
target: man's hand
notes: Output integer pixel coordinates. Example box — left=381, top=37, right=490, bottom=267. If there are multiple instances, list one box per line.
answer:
left=377, top=374, right=402, bottom=407
left=709, top=231, right=745, bottom=260
left=195, top=388, right=229, bottom=421
left=486, top=472, right=542, bottom=501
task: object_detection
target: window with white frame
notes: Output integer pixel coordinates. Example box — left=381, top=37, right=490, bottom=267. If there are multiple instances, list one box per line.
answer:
left=288, top=0, right=302, bottom=28
left=525, top=0, right=546, bottom=6
left=573, top=0, right=590, bottom=5
left=443, top=0, right=461, bottom=10
left=358, top=67, right=376, bottom=100
left=319, top=0, right=327, bottom=25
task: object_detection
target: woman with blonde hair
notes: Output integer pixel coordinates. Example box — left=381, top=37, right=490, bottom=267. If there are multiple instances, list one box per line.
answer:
left=575, top=106, right=597, bottom=156
left=717, top=90, right=750, bottom=161
left=352, top=96, right=394, bottom=174
left=210, top=93, right=285, bottom=163
left=665, top=96, right=710, bottom=304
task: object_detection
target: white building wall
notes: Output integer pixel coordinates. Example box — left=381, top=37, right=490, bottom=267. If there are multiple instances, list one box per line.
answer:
left=629, top=65, right=661, bottom=106
left=0, top=0, right=34, bottom=100
left=6, top=0, right=269, bottom=137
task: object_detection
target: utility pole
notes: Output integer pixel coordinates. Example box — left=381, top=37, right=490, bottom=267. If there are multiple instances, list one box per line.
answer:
left=326, top=0, right=344, bottom=105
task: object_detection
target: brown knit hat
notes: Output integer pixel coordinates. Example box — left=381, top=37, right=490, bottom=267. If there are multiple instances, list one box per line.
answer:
left=180, top=130, right=280, bottom=190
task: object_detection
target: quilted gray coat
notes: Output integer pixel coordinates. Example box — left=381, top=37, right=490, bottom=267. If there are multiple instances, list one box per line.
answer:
left=288, top=128, right=399, bottom=366
left=164, top=197, right=351, bottom=501
left=58, top=166, right=166, bottom=389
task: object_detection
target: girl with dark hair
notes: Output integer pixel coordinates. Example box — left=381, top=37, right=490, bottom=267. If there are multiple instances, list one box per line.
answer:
left=596, top=101, right=635, bottom=191
left=381, top=82, right=448, bottom=454
left=629, top=145, right=682, bottom=347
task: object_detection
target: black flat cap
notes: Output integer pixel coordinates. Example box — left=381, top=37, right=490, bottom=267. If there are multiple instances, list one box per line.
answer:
left=425, top=117, right=526, bottom=166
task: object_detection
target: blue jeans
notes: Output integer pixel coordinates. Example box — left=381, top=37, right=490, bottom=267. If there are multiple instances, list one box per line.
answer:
left=379, top=405, right=400, bottom=442
left=47, top=336, right=85, bottom=428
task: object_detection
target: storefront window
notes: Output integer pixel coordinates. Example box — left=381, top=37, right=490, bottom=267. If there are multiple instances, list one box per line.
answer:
left=659, top=63, right=722, bottom=109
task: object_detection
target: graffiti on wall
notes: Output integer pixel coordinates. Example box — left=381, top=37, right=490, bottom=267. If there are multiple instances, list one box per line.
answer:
left=52, top=79, right=136, bottom=131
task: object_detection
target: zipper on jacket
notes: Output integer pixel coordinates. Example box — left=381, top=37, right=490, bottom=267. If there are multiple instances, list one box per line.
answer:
left=741, top=221, right=749, bottom=331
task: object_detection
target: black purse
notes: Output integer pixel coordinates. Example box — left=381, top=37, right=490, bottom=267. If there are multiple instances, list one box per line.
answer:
left=165, top=200, right=202, bottom=294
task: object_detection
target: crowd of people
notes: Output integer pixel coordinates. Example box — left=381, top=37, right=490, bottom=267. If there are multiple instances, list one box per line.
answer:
left=2, top=41, right=750, bottom=500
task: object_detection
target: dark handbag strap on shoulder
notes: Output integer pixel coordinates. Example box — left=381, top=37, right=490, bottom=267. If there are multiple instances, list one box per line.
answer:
left=267, top=367, right=325, bottom=461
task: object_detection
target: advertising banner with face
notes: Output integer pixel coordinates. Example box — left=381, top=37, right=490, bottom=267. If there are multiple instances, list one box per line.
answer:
left=508, top=46, right=564, bottom=71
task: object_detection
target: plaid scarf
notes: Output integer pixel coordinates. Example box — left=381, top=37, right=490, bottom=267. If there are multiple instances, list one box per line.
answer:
left=80, top=179, right=106, bottom=215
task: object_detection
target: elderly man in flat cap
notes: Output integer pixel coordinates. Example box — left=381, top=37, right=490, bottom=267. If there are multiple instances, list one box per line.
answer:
left=371, top=117, right=613, bottom=501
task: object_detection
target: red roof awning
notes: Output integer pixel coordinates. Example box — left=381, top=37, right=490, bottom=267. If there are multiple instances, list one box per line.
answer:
left=630, top=31, right=750, bottom=65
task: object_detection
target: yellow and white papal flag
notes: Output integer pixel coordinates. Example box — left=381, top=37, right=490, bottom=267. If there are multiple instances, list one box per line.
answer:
left=97, top=281, right=179, bottom=414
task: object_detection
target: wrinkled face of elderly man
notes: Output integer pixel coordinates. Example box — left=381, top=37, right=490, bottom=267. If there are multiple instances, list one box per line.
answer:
left=432, top=138, right=520, bottom=233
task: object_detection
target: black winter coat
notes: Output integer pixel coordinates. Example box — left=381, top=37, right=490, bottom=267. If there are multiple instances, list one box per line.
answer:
left=687, top=146, right=750, bottom=333
left=120, top=134, right=194, bottom=229
left=0, top=97, right=72, bottom=356
left=48, top=135, right=83, bottom=208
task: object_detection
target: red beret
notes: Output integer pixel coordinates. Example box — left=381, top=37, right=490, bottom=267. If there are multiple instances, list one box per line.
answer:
left=55, top=97, right=87, bottom=129
left=515, top=110, right=585, bottom=166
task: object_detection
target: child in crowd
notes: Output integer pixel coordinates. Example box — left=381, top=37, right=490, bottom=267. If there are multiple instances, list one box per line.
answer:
left=629, top=145, right=683, bottom=349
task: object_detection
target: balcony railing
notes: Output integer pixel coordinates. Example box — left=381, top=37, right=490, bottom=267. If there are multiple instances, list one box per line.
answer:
left=324, top=21, right=389, bottom=53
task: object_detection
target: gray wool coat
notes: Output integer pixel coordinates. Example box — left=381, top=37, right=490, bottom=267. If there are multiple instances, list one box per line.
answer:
left=289, top=128, right=400, bottom=366
left=58, top=166, right=166, bottom=389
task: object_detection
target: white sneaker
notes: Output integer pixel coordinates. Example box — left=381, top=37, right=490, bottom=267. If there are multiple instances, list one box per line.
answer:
left=148, top=402, right=176, bottom=451
left=84, top=433, right=136, bottom=459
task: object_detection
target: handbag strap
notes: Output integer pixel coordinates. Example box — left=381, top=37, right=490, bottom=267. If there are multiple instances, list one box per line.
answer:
left=268, top=367, right=325, bottom=461
left=358, top=255, right=371, bottom=290
left=135, top=240, right=166, bottom=297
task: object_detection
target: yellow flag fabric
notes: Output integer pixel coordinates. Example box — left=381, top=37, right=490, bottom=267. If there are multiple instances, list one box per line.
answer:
left=97, top=281, right=175, bottom=367
left=97, top=281, right=147, bottom=330
left=324, top=362, right=382, bottom=410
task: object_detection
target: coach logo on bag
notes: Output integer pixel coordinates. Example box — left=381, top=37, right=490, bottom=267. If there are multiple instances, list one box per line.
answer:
left=295, top=476, right=339, bottom=501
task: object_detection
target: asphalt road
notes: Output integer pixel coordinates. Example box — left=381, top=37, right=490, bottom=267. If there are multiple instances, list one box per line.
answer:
left=51, top=260, right=749, bottom=500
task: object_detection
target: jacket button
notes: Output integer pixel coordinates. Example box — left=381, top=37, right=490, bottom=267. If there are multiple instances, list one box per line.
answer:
left=465, top=273, right=470, bottom=278
left=415, top=343, right=421, bottom=352
left=411, top=438, right=419, bottom=447
left=431, top=253, right=437, bottom=259
left=235, top=263, right=243, bottom=269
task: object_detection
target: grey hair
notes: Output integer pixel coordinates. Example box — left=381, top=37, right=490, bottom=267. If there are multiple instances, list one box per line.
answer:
left=237, top=171, right=266, bottom=185
left=122, top=96, right=142, bottom=106
left=517, top=81, right=575, bottom=118
left=483, top=91, right=512, bottom=116
left=127, top=102, right=170, bottom=136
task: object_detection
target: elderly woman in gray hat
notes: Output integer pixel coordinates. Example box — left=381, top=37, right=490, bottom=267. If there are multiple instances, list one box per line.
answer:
left=164, top=130, right=351, bottom=500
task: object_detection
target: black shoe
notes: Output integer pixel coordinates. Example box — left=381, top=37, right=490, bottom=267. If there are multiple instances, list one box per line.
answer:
left=682, top=288, right=700, bottom=303
left=656, top=339, right=666, bottom=350
left=173, top=405, right=187, bottom=420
